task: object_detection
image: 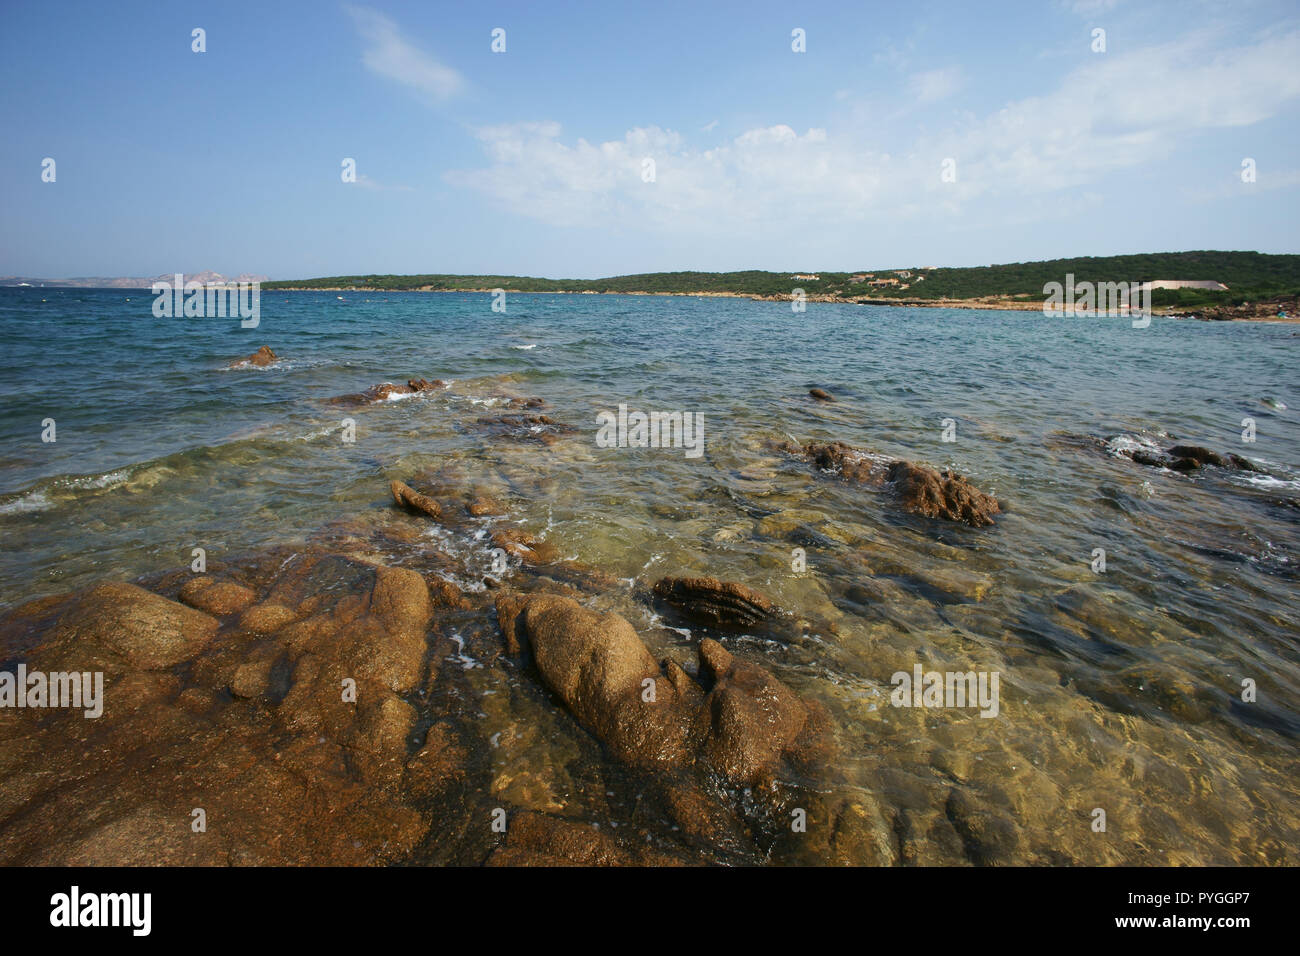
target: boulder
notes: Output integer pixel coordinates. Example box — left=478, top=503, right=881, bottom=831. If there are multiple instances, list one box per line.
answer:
left=179, top=576, right=256, bottom=616
left=51, top=583, right=218, bottom=670
left=228, top=345, right=277, bottom=368
left=886, top=460, right=1001, bottom=527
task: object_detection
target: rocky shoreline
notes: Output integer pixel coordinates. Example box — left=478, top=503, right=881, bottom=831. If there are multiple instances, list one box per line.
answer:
left=1, top=358, right=1294, bottom=867
left=267, top=287, right=1300, bottom=321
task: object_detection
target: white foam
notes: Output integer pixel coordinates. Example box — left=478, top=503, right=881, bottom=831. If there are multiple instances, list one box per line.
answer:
left=0, top=490, right=53, bottom=515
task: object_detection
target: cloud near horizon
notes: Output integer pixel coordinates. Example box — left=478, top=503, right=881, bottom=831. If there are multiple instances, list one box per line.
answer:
left=447, top=28, right=1300, bottom=237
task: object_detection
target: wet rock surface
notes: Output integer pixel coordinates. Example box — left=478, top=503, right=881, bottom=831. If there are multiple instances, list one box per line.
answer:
left=227, top=345, right=278, bottom=368
left=329, top=377, right=447, bottom=406
left=886, top=461, right=1002, bottom=527
left=651, top=576, right=784, bottom=632
left=774, top=439, right=1002, bottom=526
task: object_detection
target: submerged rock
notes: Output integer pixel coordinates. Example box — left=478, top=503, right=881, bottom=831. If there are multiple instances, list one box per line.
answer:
left=1110, top=438, right=1267, bottom=475
left=651, top=576, right=783, bottom=632
left=391, top=479, right=443, bottom=521
left=473, top=412, right=576, bottom=447
left=330, top=377, right=446, bottom=406
left=774, top=439, right=1001, bottom=526
left=485, top=810, right=678, bottom=866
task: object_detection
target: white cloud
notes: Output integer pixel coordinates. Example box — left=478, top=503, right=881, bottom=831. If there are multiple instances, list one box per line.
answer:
left=448, top=28, right=1300, bottom=234
left=346, top=5, right=463, bottom=103
left=1066, top=0, right=1121, bottom=15
left=909, top=67, right=963, bottom=103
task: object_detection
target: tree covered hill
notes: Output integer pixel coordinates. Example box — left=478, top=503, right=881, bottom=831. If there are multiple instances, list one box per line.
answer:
left=263, top=251, right=1300, bottom=306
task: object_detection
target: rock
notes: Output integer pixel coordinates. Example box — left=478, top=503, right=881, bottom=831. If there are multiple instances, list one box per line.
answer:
left=499, top=594, right=831, bottom=790
left=179, top=576, right=256, bottom=616
left=521, top=595, right=692, bottom=769
left=474, top=413, right=576, bottom=447
left=0, top=552, right=444, bottom=867
left=485, top=811, right=665, bottom=866
left=50, top=583, right=219, bottom=670
left=809, top=388, right=836, bottom=402
left=391, top=480, right=442, bottom=521
left=229, top=345, right=277, bottom=368
left=1111, top=439, right=1265, bottom=476
left=689, top=638, right=812, bottom=787
left=945, top=788, right=1021, bottom=865
left=329, top=378, right=445, bottom=405
left=652, top=576, right=783, bottom=632
left=801, top=441, right=889, bottom=484
left=886, top=461, right=1001, bottom=527
left=1167, top=445, right=1227, bottom=468
left=467, top=495, right=505, bottom=517
left=403, top=722, right=466, bottom=803
left=775, top=440, right=1001, bottom=526
left=494, top=592, right=531, bottom=655
left=239, top=601, right=298, bottom=633
left=231, top=657, right=274, bottom=698
left=491, top=527, right=557, bottom=565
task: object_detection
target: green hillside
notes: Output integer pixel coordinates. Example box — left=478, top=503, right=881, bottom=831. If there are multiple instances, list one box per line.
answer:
left=264, top=251, right=1300, bottom=307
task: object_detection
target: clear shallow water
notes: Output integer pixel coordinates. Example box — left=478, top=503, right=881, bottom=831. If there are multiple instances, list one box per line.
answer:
left=1, top=287, right=1297, bottom=863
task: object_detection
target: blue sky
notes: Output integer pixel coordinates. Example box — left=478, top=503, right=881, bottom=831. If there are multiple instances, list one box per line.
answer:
left=2, top=0, right=1298, bottom=279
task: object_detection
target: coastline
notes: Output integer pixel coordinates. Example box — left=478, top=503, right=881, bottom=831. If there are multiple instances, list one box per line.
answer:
left=262, top=286, right=1300, bottom=321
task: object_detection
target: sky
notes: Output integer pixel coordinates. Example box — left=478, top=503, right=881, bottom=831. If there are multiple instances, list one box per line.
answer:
left=1, top=0, right=1298, bottom=279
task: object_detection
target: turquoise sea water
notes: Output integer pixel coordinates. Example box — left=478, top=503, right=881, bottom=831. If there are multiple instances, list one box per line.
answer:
left=1, top=287, right=1297, bottom=863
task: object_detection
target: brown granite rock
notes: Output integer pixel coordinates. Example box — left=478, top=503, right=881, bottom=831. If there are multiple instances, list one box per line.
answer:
left=228, top=345, right=278, bottom=368
left=179, top=576, right=257, bottom=616
left=48, top=582, right=219, bottom=670
left=886, top=460, right=1001, bottom=527
left=391, top=479, right=443, bottom=521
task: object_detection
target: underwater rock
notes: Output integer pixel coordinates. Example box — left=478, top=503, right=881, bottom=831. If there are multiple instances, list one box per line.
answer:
left=773, top=439, right=1001, bottom=526
left=329, top=377, right=445, bottom=406
left=651, top=576, right=783, bottom=632
left=473, top=413, right=576, bottom=447
left=390, top=479, right=443, bottom=521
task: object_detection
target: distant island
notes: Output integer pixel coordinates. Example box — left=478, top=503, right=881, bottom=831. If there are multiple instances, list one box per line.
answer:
left=261, top=251, right=1300, bottom=319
